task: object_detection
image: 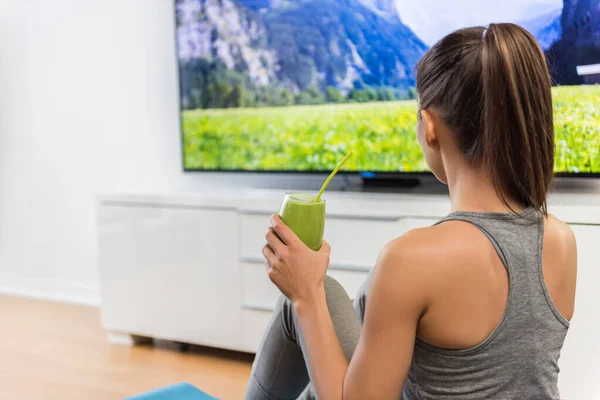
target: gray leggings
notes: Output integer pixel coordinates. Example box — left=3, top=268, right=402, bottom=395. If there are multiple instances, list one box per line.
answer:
left=244, top=275, right=370, bottom=400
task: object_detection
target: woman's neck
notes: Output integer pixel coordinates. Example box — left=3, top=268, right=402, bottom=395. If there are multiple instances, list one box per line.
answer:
left=446, top=163, right=524, bottom=213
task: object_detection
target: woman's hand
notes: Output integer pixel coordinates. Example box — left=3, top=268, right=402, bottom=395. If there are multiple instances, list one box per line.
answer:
left=263, top=214, right=331, bottom=306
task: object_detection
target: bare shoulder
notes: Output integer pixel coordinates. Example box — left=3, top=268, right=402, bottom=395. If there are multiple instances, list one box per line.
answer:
left=543, top=213, right=578, bottom=276
left=376, top=223, right=476, bottom=283
left=379, top=226, right=444, bottom=270
left=370, top=223, right=485, bottom=316
left=545, top=214, right=577, bottom=250
left=381, top=222, right=490, bottom=268
left=374, top=221, right=505, bottom=301
left=368, top=227, right=445, bottom=316
left=541, top=214, right=577, bottom=320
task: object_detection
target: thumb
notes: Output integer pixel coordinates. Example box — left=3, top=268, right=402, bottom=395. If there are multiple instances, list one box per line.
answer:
left=320, top=240, right=331, bottom=254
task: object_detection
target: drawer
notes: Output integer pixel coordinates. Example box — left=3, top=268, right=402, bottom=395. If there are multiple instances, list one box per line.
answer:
left=241, top=309, right=274, bottom=353
left=241, top=261, right=281, bottom=310
left=239, top=213, right=405, bottom=268
left=241, top=261, right=370, bottom=311
left=325, top=218, right=399, bottom=267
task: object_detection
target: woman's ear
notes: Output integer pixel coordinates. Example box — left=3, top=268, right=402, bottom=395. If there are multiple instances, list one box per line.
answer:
left=421, top=109, right=439, bottom=151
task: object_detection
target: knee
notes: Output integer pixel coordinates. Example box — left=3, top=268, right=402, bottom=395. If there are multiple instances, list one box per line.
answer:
left=274, top=276, right=345, bottom=312
left=275, top=293, right=291, bottom=314
left=275, top=294, right=297, bottom=339
left=324, top=275, right=349, bottom=304
left=324, top=275, right=344, bottom=292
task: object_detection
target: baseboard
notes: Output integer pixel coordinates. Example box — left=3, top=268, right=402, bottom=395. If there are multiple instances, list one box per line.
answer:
left=0, top=276, right=101, bottom=307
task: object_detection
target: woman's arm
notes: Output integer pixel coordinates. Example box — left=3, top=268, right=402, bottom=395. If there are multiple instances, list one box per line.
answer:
left=264, top=216, right=348, bottom=399
left=264, top=216, right=431, bottom=400
left=343, top=236, right=430, bottom=398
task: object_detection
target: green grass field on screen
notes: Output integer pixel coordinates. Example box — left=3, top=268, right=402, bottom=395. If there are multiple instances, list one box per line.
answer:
left=182, top=85, right=600, bottom=173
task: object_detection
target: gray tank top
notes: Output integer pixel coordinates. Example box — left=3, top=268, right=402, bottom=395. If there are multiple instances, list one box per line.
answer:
left=402, top=207, right=570, bottom=400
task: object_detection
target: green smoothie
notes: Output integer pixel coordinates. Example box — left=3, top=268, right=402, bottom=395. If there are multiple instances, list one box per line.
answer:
left=279, top=193, right=325, bottom=251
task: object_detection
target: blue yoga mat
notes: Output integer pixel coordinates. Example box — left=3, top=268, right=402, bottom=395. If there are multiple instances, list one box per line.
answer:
left=125, top=383, right=218, bottom=400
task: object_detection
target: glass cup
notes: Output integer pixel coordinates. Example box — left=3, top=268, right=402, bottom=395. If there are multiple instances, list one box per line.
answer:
left=278, top=193, right=326, bottom=251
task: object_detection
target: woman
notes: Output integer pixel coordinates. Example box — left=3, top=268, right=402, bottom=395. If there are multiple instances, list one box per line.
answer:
left=245, top=23, right=577, bottom=400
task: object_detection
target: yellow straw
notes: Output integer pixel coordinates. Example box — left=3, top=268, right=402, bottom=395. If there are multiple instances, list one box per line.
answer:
left=315, top=150, right=353, bottom=202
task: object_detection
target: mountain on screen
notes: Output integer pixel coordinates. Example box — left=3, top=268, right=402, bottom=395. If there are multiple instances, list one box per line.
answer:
left=519, top=7, right=562, bottom=51
left=176, top=0, right=598, bottom=108
left=176, top=0, right=427, bottom=98
left=548, top=0, right=600, bottom=84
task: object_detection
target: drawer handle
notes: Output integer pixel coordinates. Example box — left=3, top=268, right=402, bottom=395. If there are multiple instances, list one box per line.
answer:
left=239, top=209, right=400, bottom=222
left=329, top=264, right=372, bottom=272
left=242, top=303, right=275, bottom=312
left=101, top=200, right=237, bottom=211
left=240, top=256, right=372, bottom=272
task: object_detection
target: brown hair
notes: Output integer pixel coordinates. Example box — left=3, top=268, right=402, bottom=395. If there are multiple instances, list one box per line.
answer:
left=416, top=23, right=554, bottom=215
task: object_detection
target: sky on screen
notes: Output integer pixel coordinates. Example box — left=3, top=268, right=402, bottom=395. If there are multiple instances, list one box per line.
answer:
left=394, top=0, right=562, bottom=45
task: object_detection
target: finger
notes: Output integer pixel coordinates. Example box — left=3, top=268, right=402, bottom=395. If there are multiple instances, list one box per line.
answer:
left=263, top=246, right=279, bottom=284
left=262, top=243, right=277, bottom=266
left=265, top=228, right=286, bottom=255
left=270, top=215, right=298, bottom=245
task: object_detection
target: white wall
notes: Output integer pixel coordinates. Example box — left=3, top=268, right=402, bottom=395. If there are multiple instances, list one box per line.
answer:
left=0, top=0, right=329, bottom=305
left=0, top=0, right=598, bottom=306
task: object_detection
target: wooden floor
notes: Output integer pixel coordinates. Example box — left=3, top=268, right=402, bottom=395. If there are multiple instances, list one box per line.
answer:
left=0, top=296, right=254, bottom=400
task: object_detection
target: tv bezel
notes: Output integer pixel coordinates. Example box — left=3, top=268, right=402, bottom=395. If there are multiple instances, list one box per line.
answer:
left=173, top=2, right=599, bottom=179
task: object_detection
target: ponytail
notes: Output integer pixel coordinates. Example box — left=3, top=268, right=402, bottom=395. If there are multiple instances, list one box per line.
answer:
left=416, top=23, right=555, bottom=215
left=481, top=23, right=554, bottom=215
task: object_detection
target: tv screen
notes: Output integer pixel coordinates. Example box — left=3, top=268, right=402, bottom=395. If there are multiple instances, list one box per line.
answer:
left=175, top=0, right=600, bottom=175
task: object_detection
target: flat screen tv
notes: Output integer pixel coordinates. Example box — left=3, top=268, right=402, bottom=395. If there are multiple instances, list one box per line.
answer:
left=175, top=0, right=600, bottom=176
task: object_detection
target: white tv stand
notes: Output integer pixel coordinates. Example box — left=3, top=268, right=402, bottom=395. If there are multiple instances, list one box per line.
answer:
left=96, top=188, right=600, bottom=399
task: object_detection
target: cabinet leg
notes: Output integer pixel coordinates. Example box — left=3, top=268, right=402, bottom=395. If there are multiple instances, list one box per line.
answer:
left=107, top=331, right=153, bottom=346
